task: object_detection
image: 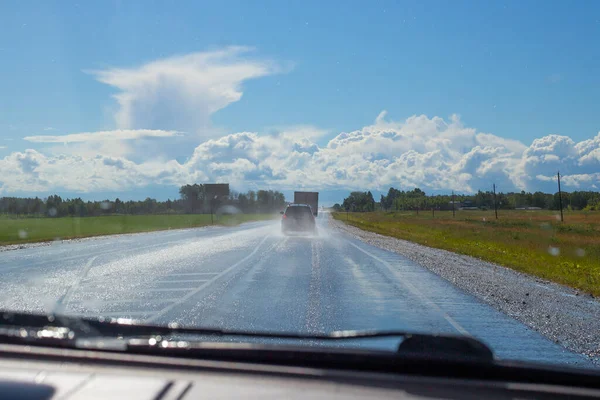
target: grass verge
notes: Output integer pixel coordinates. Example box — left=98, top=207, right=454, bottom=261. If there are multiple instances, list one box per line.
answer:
left=332, top=210, right=600, bottom=297
left=0, top=213, right=277, bottom=245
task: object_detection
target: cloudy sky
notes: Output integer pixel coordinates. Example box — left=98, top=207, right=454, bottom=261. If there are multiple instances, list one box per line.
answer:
left=1, top=1, right=599, bottom=203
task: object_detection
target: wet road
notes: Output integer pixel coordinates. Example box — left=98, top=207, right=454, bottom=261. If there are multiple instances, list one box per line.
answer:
left=0, top=215, right=592, bottom=367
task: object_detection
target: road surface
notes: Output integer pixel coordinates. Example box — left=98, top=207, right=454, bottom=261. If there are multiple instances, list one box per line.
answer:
left=0, top=214, right=592, bottom=367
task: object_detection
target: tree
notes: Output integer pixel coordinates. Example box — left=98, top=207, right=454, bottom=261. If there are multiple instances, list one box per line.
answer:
left=366, top=191, right=375, bottom=211
left=532, top=192, right=550, bottom=208
left=552, top=192, right=570, bottom=210
left=255, top=190, right=286, bottom=212
left=179, top=184, right=205, bottom=213
left=248, top=191, right=256, bottom=210
left=380, top=187, right=402, bottom=210
left=342, top=191, right=375, bottom=212
left=114, top=198, right=123, bottom=213
left=143, top=197, right=156, bottom=214
left=238, top=193, right=249, bottom=212
left=46, top=195, right=63, bottom=216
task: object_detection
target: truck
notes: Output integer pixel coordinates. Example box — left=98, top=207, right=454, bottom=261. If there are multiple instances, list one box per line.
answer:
left=293, top=191, right=319, bottom=216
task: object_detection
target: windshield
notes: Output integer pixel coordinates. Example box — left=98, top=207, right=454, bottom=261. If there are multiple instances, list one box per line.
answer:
left=0, top=1, right=598, bottom=370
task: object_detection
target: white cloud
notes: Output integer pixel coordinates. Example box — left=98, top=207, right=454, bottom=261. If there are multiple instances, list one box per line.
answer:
left=43, top=127, right=56, bottom=131
left=560, top=173, right=600, bottom=189
left=0, top=146, right=6, bottom=150
left=0, top=149, right=204, bottom=194
left=517, top=132, right=600, bottom=192
left=24, top=129, right=182, bottom=159
left=267, top=125, right=329, bottom=141
left=89, top=47, right=284, bottom=138
left=2, top=114, right=600, bottom=195
left=24, top=129, right=179, bottom=143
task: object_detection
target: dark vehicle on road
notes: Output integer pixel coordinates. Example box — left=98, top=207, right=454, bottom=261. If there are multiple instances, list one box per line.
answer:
left=281, top=204, right=317, bottom=235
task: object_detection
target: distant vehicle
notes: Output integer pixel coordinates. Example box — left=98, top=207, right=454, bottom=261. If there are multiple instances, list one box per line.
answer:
left=281, top=204, right=317, bottom=235
left=294, top=192, right=319, bottom=216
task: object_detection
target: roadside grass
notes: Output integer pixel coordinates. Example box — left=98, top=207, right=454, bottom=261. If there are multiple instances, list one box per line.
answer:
left=0, top=213, right=277, bottom=245
left=332, top=210, right=600, bottom=297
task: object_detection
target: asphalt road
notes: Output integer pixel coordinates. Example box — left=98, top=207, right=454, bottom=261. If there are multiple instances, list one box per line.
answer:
left=0, top=214, right=592, bottom=367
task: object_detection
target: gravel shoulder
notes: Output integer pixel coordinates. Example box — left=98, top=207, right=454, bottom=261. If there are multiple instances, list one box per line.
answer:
left=330, top=217, right=600, bottom=365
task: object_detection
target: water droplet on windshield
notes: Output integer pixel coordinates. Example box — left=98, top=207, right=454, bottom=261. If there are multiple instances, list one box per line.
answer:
left=100, top=201, right=112, bottom=210
left=548, top=246, right=560, bottom=256
left=48, top=207, right=57, bottom=217
left=18, top=229, right=28, bottom=239
left=575, top=248, right=586, bottom=257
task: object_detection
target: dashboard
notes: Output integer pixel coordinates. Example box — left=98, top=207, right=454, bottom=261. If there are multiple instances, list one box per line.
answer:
left=1, top=343, right=600, bottom=399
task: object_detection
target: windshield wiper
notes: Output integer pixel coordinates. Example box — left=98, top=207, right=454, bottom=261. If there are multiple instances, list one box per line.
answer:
left=0, top=311, right=494, bottom=362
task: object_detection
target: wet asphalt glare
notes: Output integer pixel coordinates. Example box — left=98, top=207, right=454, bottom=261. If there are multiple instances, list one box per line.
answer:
left=0, top=214, right=592, bottom=367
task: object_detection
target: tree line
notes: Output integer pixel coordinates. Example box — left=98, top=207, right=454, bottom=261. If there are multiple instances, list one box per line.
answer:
left=333, top=187, right=600, bottom=212
left=0, top=186, right=287, bottom=218
left=178, top=184, right=286, bottom=214
left=338, top=191, right=376, bottom=212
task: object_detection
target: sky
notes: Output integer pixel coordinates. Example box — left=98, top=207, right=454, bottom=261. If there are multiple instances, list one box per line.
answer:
left=1, top=0, right=599, bottom=204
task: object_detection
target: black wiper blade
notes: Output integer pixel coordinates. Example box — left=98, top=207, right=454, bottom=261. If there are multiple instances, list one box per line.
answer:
left=397, top=333, right=494, bottom=362
left=125, top=330, right=494, bottom=363
left=0, top=311, right=494, bottom=362
left=0, top=310, right=414, bottom=340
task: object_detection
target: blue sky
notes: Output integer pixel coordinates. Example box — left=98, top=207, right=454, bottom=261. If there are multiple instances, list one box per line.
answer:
left=1, top=1, right=600, bottom=202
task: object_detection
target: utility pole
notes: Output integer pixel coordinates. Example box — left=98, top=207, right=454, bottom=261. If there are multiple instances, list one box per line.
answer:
left=493, top=184, right=498, bottom=220
left=452, top=191, right=456, bottom=217
left=557, top=171, right=564, bottom=222
left=210, top=195, right=218, bottom=225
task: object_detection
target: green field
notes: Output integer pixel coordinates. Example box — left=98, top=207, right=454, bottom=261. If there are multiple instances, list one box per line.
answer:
left=0, top=213, right=277, bottom=245
left=332, top=210, right=600, bottom=296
